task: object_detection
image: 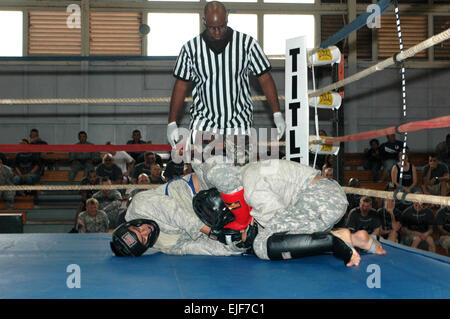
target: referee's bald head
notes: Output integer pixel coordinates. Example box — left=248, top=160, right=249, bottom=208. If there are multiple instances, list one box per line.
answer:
left=204, top=1, right=227, bottom=17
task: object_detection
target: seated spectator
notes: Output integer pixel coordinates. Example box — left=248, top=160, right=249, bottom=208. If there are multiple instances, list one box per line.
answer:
left=363, top=138, right=382, bottom=182
left=136, top=141, right=163, bottom=166
left=379, top=134, right=406, bottom=182
left=391, top=150, right=419, bottom=193
left=435, top=133, right=450, bottom=168
left=131, top=151, right=156, bottom=184
left=28, top=128, right=47, bottom=145
left=12, top=139, right=42, bottom=191
left=126, top=129, right=146, bottom=162
left=105, top=142, right=135, bottom=184
left=118, top=173, right=152, bottom=226
left=163, top=160, right=185, bottom=182
left=436, top=205, right=450, bottom=256
left=346, top=196, right=382, bottom=236
left=68, top=131, right=100, bottom=184
left=149, top=163, right=165, bottom=185
left=96, top=153, right=123, bottom=185
left=69, top=169, right=100, bottom=233
left=0, top=152, right=9, bottom=167
left=321, top=154, right=334, bottom=176
left=421, top=153, right=449, bottom=197
left=0, top=157, right=15, bottom=209
left=77, top=198, right=109, bottom=233
left=93, top=177, right=122, bottom=229
left=400, top=200, right=435, bottom=253
left=377, top=184, right=402, bottom=243
left=346, top=178, right=378, bottom=211
left=323, top=167, right=334, bottom=180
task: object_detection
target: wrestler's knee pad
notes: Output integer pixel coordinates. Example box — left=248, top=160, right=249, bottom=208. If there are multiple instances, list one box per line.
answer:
left=266, top=232, right=353, bottom=264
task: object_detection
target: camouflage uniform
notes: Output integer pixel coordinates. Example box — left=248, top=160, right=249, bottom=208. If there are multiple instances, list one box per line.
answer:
left=193, top=157, right=349, bottom=260
left=125, top=174, right=246, bottom=256
left=78, top=210, right=109, bottom=233
left=0, top=165, right=15, bottom=208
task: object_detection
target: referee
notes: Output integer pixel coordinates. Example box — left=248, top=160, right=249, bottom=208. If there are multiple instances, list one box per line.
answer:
left=167, top=1, right=285, bottom=163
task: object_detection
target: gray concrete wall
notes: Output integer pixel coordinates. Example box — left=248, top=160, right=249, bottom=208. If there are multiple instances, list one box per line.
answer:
left=0, top=63, right=447, bottom=153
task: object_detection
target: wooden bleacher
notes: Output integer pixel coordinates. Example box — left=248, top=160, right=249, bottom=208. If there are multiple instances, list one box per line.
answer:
left=343, top=152, right=429, bottom=190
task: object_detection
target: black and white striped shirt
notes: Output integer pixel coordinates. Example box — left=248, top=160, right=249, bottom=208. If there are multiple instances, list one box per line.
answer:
left=173, top=28, right=271, bottom=135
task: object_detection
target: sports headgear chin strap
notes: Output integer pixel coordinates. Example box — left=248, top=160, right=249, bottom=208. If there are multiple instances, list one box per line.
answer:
left=110, top=219, right=160, bottom=257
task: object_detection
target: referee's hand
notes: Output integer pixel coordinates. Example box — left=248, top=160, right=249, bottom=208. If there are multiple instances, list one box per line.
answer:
left=273, top=112, right=286, bottom=140
left=167, top=122, right=179, bottom=148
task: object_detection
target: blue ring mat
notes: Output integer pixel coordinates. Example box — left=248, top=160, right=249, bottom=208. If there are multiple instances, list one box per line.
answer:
left=0, top=233, right=449, bottom=299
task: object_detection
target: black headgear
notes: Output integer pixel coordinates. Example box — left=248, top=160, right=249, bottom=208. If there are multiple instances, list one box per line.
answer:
left=110, top=219, right=160, bottom=257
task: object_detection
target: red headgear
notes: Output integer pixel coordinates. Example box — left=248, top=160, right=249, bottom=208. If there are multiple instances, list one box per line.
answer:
left=220, top=188, right=252, bottom=231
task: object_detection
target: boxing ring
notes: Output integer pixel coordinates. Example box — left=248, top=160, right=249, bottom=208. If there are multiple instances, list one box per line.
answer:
left=0, top=233, right=449, bottom=299
left=0, top=3, right=450, bottom=301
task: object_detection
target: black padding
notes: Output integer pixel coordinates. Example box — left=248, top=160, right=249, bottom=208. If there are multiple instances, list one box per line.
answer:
left=331, top=235, right=353, bottom=264
left=267, top=232, right=334, bottom=261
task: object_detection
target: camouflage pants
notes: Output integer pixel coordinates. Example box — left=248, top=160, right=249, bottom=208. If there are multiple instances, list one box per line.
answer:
left=203, top=160, right=348, bottom=260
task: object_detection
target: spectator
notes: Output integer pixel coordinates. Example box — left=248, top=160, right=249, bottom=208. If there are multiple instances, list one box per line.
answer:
left=346, top=196, right=382, bottom=236
left=421, top=153, right=449, bottom=197
left=136, top=141, right=163, bottom=166
left=323, top=167, right=334, bottom=180
left=346, top=178, right=378, bottom=211
left=435, top=133, right=450, bottom=168
left=379, top=134, right=406, bottom=182
left=118, top=173, right=152, bottom=226
left=70, top=169, right=100, bottom=233
left=377, top=184, right=402, bottom=243
left=126, top=129, right=146, bottom=162
left=105, top=142, right=135, bottom=184
left=77, top=198, right=109, bottom=233
left=163, top=160, right=185, bottom=182
left=28, top=128, right=47, bottom=145
left=0, top=157, right=15, bottom=209
left=363, top=138, right=382, bottom=182
left=149, top=163, right=165, bottom=184
left=96, top=153, right=123, bottom=185
left=391, top=150, right=419, bottom=193
left=93, top=177, right=122, bottom=229
left=68, top=131, right=99, bottom=184
left=12, top=139, right=42, bottom=192
left=436, top=205, right=450, bottom=256
left=346, top=178, right=362, bottom=212
left=400, top=200, right=435, bottom=253
left=321, top=154, right=334, bottom=177
left=131, top=151, right=156, bottom=184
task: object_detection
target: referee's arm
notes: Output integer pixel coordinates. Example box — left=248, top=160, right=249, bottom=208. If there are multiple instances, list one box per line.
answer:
left=257, top=71, right=281, bottom=114
left=168, top=78, right=190, bottom=123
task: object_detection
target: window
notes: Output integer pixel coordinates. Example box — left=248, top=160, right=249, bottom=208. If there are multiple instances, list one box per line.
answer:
left=29, top=11, right=81, bottom=55
left=90, top=12, right=142, bottom=55
left=0, top=11, right=23, bottom=56
left=378, top=15, right=428, bottom=58
left=147, top=13, right=199, bottom=56
left=228, top=14, right=258, bottom=40
left=264, top=14, right=315, bottom=56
